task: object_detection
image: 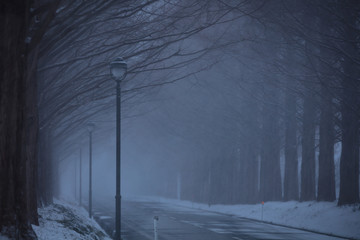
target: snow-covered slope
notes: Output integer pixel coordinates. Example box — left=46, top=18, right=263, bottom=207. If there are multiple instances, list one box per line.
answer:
left=32, top=199, right=111, bottom=240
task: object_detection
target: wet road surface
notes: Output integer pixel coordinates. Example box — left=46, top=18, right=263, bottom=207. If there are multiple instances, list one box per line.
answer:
left=92, top=198, right=345, bottom=240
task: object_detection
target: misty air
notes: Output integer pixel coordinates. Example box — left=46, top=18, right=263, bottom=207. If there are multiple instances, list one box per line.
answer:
left=0, top=1, right=359, bottom=240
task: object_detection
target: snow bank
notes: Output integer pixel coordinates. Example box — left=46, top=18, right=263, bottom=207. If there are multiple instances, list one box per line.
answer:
left=32, top=199, right=111, bottom=240
left=136, top=196, right=360, bottom=239
left=0, top=235, right=11, bottom=240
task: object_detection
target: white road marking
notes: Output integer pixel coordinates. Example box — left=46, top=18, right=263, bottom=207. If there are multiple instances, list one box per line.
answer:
left=208, top=228, right=233, bottom=234
left=180, top=220, right=204, bottom=228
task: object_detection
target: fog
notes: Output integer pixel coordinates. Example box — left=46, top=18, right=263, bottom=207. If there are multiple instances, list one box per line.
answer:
left=59, top=72, right=230, bottom=202
left=38, top=1, right=359, bottom=211
left=3, top=1, right=360, bottom=239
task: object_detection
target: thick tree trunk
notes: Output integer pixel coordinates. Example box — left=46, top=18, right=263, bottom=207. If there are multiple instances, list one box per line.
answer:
left=300, top=92, right=316, bottom=201
left=317, top=8, right=336, bottom=202
left=259, top=84, right=282, bottom=202
left=283, top=84, right=299, bottom=201
left=0, top=1, right=38, bottom=238
left=338, top=0, right=360, bottom=205
left=24, top=46, right=40, bottom=226
left=338, top=88, right=360, bottom=205
left=299, top=3, right=319, bottom=202
left=317, top=85, right=335, bottom=201
left=38, top=129, right=54, bottom=206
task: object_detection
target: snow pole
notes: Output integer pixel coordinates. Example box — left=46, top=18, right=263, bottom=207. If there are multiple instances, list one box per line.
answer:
left=177, top=173, right=181, bottom=200
left=261, top=201, right=264, bottom=220
left=153, top=216, right=159, bottom=240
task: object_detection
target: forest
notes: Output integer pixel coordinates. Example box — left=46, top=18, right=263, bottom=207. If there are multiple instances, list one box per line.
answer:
left=0, top=0, right=359, bottom=239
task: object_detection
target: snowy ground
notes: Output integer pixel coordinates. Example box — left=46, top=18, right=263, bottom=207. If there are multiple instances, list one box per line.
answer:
left=32, top=199, right=111, bottom=240
left=134, top=196, right=360, bottom=240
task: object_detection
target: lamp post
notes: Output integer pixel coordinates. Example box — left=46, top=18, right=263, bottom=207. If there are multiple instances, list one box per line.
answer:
left=75, top=156, right=77, bottom=201
left=79, top=148, right=82, bottom=206
left=87, top=122, right=95, bottom=218
left=110, top=57, right=127, bottom=240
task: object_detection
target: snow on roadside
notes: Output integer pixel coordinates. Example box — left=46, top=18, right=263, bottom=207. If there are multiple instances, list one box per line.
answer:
left=0, top=235, right=11, bottom=240
left=32, top=199, right=111, bottom=240
left=135, top=196, right=360, bottom=239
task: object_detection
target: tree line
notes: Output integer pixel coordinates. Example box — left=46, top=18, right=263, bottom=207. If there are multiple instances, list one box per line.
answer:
left=0, top=0, right=248, bottom=238
left=0, top=0, right=359, bottom=239
left=166, top=0, right=359, bottom=207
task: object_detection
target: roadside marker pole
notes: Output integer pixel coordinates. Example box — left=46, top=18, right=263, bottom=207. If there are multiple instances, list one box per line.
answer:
left=153, top=216, right=159, bottom=240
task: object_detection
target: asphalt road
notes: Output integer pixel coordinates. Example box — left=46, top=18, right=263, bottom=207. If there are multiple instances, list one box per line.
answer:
left=92, top=198, right=345, bottom=240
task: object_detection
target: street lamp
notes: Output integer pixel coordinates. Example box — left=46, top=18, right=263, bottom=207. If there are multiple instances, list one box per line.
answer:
left=110, top=57, right=127, bottom=240
left=79, top=147, right=82, bottom=207
left=87, top=122, right=95, bottom=218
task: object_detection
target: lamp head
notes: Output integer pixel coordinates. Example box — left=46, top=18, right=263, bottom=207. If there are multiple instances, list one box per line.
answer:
left=110, top=57, right=127, bottom=81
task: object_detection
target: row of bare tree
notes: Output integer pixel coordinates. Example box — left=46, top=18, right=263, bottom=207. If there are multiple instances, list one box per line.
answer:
left=0, top=0, right=359, bottom=238
left=156, top=0, right=359, bottom=207
left=0, top=0, right=248, bottom=238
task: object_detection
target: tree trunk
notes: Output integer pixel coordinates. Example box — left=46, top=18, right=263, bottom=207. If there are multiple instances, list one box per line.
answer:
left=317, top=8, right=336, bottom=202
left=317, top=85, right=335, bottom=201
left=338, top=0, right=360, bottom=205
left=38, top=129, right=54, bottom=206
left=283, top=86, right=298, bottom=201
left=299, top=2, right=319, bottom=202
left=259, top=84, right=282, bottom=202
left=300, top=92, right=316, bottom=201
left=338, top=86, right=360, bottom=205
left=0, top=1, right=38, bottom=238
